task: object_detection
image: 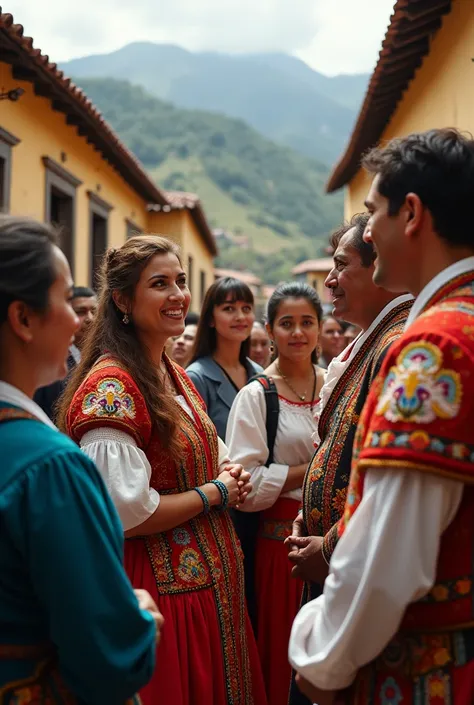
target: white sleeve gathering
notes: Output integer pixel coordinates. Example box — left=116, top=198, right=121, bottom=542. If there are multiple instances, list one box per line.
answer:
left=80, top=427, right=160, bottom=531
left=288, top=467, right=463, bottom=692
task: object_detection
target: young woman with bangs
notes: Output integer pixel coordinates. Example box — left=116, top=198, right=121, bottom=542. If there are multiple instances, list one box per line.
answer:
left=186, top=277, right=263, bottom=442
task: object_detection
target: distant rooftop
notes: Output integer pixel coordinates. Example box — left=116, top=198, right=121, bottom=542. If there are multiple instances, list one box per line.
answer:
left=291, top=257, right=334, bottom=275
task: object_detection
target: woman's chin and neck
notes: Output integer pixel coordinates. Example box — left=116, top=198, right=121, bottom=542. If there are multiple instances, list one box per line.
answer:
left=0, top=347, right=56, bottom=399
left=276, top=351, right=314, bottom=377
left=213, top=336, right=244, bottom=368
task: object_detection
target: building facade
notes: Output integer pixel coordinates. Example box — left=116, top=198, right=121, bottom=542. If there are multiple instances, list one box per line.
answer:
left=326, top=0, right=467, bottom=216
left=0, top=10, right=216, bottom=303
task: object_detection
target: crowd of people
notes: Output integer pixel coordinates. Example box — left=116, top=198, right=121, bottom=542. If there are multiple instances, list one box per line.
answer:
left=1, top=126, right=474, bottom=705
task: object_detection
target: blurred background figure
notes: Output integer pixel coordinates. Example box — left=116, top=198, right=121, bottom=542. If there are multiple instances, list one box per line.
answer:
left=318, top=315, right=345, bottom=368
left=170, top=322, right=197, bottom=368
left=249, top=321, right=272, bottom=369
left=344, top=323, right=361, bottom=346
left=34, top=285, right=97, bottom=420
left=70, top=286, right=98, bottom=351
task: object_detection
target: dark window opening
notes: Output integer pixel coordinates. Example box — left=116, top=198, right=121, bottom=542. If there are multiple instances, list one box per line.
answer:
left=200, top=270, right=206, bottom=305
left=188, top=255, right=194, bottom=296
left=50, top=185, right=74, bottom=267
left=90, top=212, right=108, bottom=291
left=0, top=156, right=6, bottom=212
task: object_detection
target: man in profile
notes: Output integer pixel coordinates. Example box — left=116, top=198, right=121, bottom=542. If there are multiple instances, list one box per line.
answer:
left=290, top=128, right=474, bottom=705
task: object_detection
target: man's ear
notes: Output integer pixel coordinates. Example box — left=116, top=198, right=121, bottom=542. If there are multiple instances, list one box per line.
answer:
left=7, top=301, right=35, bottom=343
left=405, top=192, right=424, bottom=239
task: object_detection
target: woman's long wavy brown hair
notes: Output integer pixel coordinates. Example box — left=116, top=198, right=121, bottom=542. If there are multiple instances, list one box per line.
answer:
left=57, top=235, right=184, bottom=455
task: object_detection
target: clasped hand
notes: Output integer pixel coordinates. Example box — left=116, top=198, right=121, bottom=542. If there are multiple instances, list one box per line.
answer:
left=284, top=514, right=329, bottom=584
left=219, top=463, right=252, bottom=506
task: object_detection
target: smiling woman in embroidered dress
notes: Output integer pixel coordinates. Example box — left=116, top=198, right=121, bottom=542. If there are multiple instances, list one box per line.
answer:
left=57, top=235, right=267, bottom=705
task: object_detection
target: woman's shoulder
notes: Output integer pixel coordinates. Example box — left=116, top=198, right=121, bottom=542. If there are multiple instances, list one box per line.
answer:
left=186, top=356, right=214, bottom=377
left=67, top=355, right=152, bottom=446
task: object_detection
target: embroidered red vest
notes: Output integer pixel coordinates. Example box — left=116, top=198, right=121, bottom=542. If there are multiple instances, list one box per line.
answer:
left=340, top=272, right=474, bottom=632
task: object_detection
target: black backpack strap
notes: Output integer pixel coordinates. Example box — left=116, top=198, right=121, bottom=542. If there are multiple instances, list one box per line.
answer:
left=249, top=374, right=280, bottom=466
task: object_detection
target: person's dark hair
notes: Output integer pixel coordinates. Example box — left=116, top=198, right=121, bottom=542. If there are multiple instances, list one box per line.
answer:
left=266, top=282, right=323, bottom=364
left=0, top=215, right=59, bottom=327
left=362, top=128, right=474, bottom=248
left=190, top=277, right=254, bottom=365
left=72, top=286, right=96, bottom=299
left=185, top=311, right=199, bottom=326
left=330, top=213, right=373, bottom=267
left=57, top=235, right=184, bottom=456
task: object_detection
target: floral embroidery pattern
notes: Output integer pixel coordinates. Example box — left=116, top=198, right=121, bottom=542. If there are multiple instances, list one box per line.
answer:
left=379, top=677, right=402, bottom=705
left=172, top=528, right=191, bottom=545
left=366, top=429, right=474, bottom=462
left=376, top=342, right=462, bottom=424
left=82, top=378, right=136, bottom=419
left=332, top=487, right=347, bottom=516
left=422, top=576, right=472, bottom=603
left=261, top=519, right=293, bottom=542
left=177, top=548, right=208, bottom=584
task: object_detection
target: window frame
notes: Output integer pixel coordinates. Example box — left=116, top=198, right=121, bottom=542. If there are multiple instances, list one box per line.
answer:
left=87, top=191, right=113, bottom=289
left=42, top=156, right=82, bottom=274
left=0, top=126, right=21, bottom=213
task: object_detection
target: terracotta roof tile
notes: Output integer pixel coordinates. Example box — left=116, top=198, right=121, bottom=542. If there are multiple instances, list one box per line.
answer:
left=291, top=257, right=334, bottom=275
left=214, top=268, right=262, bottom=287
left=326, top=0, right=452, bottom=193
left=147, top=191, right=217, bottom=256
left=0, top=7, right=168, bottom=205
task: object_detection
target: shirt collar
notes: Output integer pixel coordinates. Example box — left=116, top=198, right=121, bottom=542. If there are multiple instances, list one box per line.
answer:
left=340, top=293, right=414, bottom=365
left=0, top=381, right=58, bottom=430
left=405, top=256, right=474, bottom=329
left=69, top=344, right=81, bottom=365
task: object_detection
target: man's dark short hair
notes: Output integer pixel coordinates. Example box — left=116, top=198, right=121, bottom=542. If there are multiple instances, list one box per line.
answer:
left=185, top=312, right=199, bottom=325
left=329, top=213, right=374, bottom=267
left=362, top=128, right=474, bottom=249
left=72, top=286, right=96, bottom=299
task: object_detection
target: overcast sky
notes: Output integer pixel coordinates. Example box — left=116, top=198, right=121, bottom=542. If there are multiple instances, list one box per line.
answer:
left=9, top=0, right=396, bottom=75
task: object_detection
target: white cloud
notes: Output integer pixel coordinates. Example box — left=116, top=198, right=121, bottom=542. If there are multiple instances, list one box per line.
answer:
left=9, top=0, right=396, bottom=75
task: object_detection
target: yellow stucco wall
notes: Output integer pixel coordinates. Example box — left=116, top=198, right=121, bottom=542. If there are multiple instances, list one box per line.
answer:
left=0, top=62, right=150, bottom=286
left=300, top=272, right=331, bottom=303
left=345, top=0, right=474, bottom=213
left=146, top=210, right=215, bottom=313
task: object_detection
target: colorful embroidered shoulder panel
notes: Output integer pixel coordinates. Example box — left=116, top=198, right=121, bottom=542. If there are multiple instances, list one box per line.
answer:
left=67, top=357, right=152, bottom=448
left=358, top=304, right=474, bottom=483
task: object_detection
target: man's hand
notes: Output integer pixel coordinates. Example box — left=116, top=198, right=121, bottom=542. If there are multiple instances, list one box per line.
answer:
left=134, top=589, right=164, bottom=644
left=295, top=673, right=336, bottom=705
left=287, top=536, right=329, bottom=583
left=284, top=512, right=306, bottom=554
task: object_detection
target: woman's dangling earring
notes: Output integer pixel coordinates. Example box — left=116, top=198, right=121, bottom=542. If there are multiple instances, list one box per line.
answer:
left=123, top=313, right=130, bottom=325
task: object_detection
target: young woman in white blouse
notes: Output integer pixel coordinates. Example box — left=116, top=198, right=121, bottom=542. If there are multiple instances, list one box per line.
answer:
left=226, top=282, right=325, bottom=705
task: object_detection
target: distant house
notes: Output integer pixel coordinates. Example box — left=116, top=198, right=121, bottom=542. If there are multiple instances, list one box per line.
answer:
left=214, top=267, right=267, bottom=318
left=326, top=0, right=465, bottom=215
left=0, top=9, right=216, bottom=305
left=291, top=258, right=333, bottom=303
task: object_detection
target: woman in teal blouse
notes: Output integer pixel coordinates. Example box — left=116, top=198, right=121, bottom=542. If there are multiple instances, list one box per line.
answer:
left=0, top=215, right=160, bottom=703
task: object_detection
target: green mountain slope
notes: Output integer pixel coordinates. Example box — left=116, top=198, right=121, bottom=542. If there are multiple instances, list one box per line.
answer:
left=74, top=78, right=342, bottom=281
left=63, top=44, right=368, bottom=165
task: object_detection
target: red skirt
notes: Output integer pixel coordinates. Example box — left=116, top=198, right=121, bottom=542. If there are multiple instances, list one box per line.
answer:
left=255, top=497, right=303, bottom=705
left=125, top=535, right=267, bottom=705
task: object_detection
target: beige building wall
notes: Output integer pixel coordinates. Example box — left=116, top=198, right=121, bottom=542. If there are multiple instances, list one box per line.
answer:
left=345, top=0, right=474, bottom=214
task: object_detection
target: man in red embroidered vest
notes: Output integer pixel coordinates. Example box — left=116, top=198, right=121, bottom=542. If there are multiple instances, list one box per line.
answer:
left=289, top=128, right=474, bottom=705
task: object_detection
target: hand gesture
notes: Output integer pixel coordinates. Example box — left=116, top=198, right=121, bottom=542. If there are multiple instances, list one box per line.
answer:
left=287, top=535, right=329, bottom=583
left=216, top=469, right=240, bottom=506
left=134, top=589, right=164, bottom=644
left=220, top=463, right=252, bottom=504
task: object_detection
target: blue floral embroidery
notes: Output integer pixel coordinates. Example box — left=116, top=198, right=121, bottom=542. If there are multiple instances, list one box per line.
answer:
left=172, top=528, right=191, bottom=546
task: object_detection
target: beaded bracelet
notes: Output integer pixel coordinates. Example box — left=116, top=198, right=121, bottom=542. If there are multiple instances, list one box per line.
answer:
left=210, top=479, right=230, bottom=511
left=193, top=487, right=211, bottom=515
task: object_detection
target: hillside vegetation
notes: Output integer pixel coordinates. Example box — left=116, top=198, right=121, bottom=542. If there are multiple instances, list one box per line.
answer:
left=75, top=78, right=343, bottom=281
